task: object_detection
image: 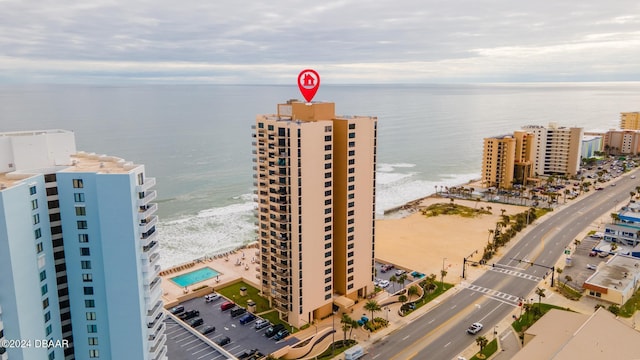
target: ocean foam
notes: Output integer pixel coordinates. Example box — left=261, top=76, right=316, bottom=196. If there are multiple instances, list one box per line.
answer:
left=158, top=169, right=480, bottom=268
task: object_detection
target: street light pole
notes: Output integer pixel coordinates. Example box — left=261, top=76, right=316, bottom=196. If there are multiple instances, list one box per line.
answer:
left=441, top=257, right=447, bottom=288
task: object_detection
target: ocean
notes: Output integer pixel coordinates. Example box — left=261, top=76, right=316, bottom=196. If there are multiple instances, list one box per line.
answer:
left=1, top=82, right=639, bottom=268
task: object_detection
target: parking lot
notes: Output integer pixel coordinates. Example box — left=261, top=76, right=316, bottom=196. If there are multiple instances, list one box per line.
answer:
left=165, top=316, right=228, bottom=360
left=562, top=236, right=607, bottom=289
left=374, top=261, right=423, bottom=294
left=165, top=294, right=298, bottom=359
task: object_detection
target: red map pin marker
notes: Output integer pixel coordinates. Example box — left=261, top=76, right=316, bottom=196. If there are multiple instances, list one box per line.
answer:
left=298, top=69, right=320, bottom=103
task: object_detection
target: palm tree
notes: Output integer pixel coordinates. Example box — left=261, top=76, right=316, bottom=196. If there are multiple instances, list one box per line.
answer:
left=398, top=274, right=408, bottom=288
left=556, top=267, right=563, bottom=286
left=389, top=275, right=398, bottom=291
left=398, top=294, right=407, bottom=304
left=500, top=208, right=506, bottom=216
left=631, top=191, right=636, bottom=202
left=563, top=275, right=573, bottom=288
left=407, top=285, right=419, bottom=301
left=475, top=336, right=489, bottom=352
left=535, top=287, right=546, bottom=311
left=424, top=274, right=437, bottom=294
left=341, top=314, right=353, bottom=341
left=611, top=213, right=620, bottom=224
left=440, top=268, right=448, bottom=288
left=364, top=300, right=381, bottom=320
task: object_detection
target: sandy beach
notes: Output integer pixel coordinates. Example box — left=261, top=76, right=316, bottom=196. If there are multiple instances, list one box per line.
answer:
left=376, top=196, right=529, bottom=284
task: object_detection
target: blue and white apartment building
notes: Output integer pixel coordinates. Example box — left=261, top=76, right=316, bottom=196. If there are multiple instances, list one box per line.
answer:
left=0, top=130, right=166, bottom=360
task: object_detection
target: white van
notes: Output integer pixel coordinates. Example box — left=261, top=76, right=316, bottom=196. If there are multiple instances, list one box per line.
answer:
left=344, top=345, right=365, bottom=360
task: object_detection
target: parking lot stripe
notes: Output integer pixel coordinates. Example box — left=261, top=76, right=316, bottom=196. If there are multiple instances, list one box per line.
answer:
left=175, top=333, right=195, bottom=343
left=196, top=350, right=220, bottom=359
left=191, top=345, right=211, bottom=355
left=181, top=337, right=200, bottom=347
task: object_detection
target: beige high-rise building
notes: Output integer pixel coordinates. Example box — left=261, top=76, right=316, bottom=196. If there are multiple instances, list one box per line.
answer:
left=604, top=129, right=640, bottom=155
left=253, top=100, right=376, bottom=328
left=620, top=112, right=640, bottom=130
left=522, top=123, right=583, bottom=176
left=481, top=131, right=535, bottom=189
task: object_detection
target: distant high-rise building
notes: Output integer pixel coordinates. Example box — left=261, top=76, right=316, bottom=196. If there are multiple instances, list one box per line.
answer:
left=604, top=129, right=640, bottom=155
left=620, top=112, right=640, bottom=130
left=522, top=123, right=583, bottom=177
left=253, top=100, right=377, bottom=328
left=0, top=130, right=166, bottom=360
left=481, top=131, right=535, bottom=189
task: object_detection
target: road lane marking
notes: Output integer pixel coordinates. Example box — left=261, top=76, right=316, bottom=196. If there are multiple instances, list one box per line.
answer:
left=444, top=341, right=451, bottom=347
left=402, top=335, right=411, bottom=340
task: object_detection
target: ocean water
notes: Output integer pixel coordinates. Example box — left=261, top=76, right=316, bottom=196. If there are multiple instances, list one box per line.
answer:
left=1, top=82, right=639, bottom=268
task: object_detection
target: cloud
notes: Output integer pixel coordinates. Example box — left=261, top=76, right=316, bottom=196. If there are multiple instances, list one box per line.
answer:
left=1, top=0, right=639, bottom=83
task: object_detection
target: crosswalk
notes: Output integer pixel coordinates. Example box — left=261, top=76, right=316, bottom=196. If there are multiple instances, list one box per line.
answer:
left=464, top=284, right=521, bottom=306
left=490, top=267, right=542, bottom=282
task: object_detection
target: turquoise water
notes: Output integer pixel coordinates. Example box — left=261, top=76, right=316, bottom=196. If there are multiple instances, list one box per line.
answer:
left=170, top=267, right=219, bottom=287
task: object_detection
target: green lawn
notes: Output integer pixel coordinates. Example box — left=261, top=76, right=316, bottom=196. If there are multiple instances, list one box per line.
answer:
left=620, top=288, right=640, bottom=318
left=216, top=281, right=270, bottom=313
left=470, top=339, right=498, bottom=360
left=316, top=340, right=357, bottom=360
left=512, top=303, right=570, bottom=332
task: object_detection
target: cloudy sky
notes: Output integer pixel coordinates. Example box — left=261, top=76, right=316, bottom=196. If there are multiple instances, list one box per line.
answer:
left=1, top=0, right=639, bottom=84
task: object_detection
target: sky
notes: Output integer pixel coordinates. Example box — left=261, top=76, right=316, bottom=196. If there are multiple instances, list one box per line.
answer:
left=1, top=0, right=640, bottom=84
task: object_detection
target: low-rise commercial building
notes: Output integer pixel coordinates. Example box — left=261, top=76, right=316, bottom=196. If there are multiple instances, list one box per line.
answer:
left=582, top=254, right=640, bottom=305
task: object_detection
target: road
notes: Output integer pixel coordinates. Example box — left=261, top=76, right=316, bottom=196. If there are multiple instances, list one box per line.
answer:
left=368, top=174, right=638, bottom=360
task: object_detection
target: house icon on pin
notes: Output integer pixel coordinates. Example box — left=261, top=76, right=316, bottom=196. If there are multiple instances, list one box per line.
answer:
left=303, top=73, right=315, bottom=87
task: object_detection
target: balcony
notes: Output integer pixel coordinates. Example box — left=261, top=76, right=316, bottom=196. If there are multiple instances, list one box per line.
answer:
left=150, top=334, right=167, bottom=359
left=143, top=251, right=160, bottom=265
left=136, top=177, right=156, bottom=193
left=140, top=215, right=158, bottom=234
left=144, top=264, right=162, bottom=283
left=146, top=300, right=163, bottom=324
left=147, top=310, right=163, bottom=329
left=138, top=190, right=157, bottom=207
left=145, top=279, right=162, bottom=300
left=141, top=229, right=158, bottom=248
left=138, top=203, right=158, bottom=221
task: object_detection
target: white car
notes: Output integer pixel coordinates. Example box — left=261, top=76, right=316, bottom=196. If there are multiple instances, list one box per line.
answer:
left=466, top=322, right=483, bottom=335
left=374, top=278, right=382, bottom=286
left=586, top=264, right=597, bottom=270
left=204, top=293, right=220, bottom=302
left=378, top=280, right=390, bottom=288
left=395, top=269, right=407, bottom=276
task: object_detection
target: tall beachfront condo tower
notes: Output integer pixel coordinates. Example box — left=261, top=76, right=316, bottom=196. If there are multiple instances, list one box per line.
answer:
left=481, top=131, right=535, bottom=189
left=253, top=100, right=377, bottom=328
left=620, top=112, right=640, bottom=130
left=522, top=123, right=583, bottom=177
left=0, top=130, right=166, bottom=360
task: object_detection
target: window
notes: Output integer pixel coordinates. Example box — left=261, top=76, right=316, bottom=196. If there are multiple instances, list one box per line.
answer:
left=348, top=202, right=355, bottom=208
left=87, top=325, right=98, bottom=333
left=80, top=247, right=91, bottom=256
left=88, top=337, right=98, bottom=345
left=324, top=125, right=332, bottom=132
left=348, top=243, right=355, bottom=249
left=325, top=190, right=331, bottom=196
left=84, top=287, right=94, bottom=295
left=79, top=234, right=89, bottom=243
left=348, top=168, right=355, bottom=174
left=348, top=251, right=354, bottom=257
left=324, top=251, right=331, bottom=257
left=324, top=154, right=332, bottom=160
left=74, top=193, right=85, bottom=202
left=85, top=299, right=95, bottom=308
left=83, top=273, right=93, bottom=282
left=35, top=228, right=42, bottom=239
left=348, top=150, right=355, bottom=156
left=324, top=225, right=331, bottom=231
left=348, top=123, right=356, bottom=130
left=324, top=181, right=332, bottom=187
left=348, top=159, right=355, bottom=165
left=348, top=184, right=355, bottom=191
left=348, top=141, right=355, bottom=147
left=348, top=227, right=354, bottom=233
left=324, top=144, right=332, bottom=151
left=44, top=311, right=51, bottom=322
left=325, top=268, right=331, bottom=274
left=324, top=163, right=331, bottom=169
left=77, top=220, right=88, bottom=229
left=49, top=213, right=61, bottom=222
left=325, top=277, right=331, bottom=283
left=324, top=135, right=332, bottom=141
left=41, top=284, right=48, bottom=295
left=30, top=186, right=37, bottom=195
left=75, top=206, right=86, bottom=216
left=72, top=179, right=84, bottom=188
left=324, top=172, right=331, bottom=178
left=324, top=217, right=331, bottom=223
left=348, top=176, right=355, bottom=182
left=324, top=285, right=332, bottom=291
left=348, top=193, right=355, bottom=199
left=86, top=312, right=96, bottom=320
left=36, top=242, right=44, bottom=253
left=324, top=242, right=331, bottom=249
left=42, top=298, right=49, bottom=309
left=40, top=270, right=47, bottom=281
left=348, top=132, right=355, bottom=138
left=46, top=324, right=52, bottom=336
left=324, top=208, right=331, bottom=214
left=325, top=260, right=332, bottom=266
left=31, top=199, right=38, bottom=210
left=81, top=261, right=92, bottom=269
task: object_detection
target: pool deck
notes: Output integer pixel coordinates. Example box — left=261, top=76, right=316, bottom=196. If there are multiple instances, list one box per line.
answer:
left=160, top=244, right=262, bottom=306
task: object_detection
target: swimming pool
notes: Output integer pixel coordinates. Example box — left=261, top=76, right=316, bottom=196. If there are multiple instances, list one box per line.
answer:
left=170, top=267, right=220, bottom=287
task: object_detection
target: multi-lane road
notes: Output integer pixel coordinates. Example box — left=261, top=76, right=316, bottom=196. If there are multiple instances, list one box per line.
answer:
left=368, top=173, right=638, bottom=360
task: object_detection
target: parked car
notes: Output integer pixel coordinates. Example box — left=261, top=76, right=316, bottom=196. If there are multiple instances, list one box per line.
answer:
left=200, top=325, right=215, bottom=335
left=220, top=301, right=235, bottom=311
left=239, top=313, right=256, bottom=325
left=587, top=264, right=597, bottom=270
left=215, top=336, right=231, bottom=346
left=180, top=310, right=200, bottom=320
left=273, top=329, right=290, bottom=341
left=381, top=264, right=395, bottom=273
left=254, top=318, right=270, bottom=330
left=265, top=324, right=285, bottom=338
left=188, top=317, right=204, bottom=327
left=378, top=280, right=390, bottom=288
left=357, top=316, right=369, bottom=326
left=230, top=307, right=247, bottom=318
left=599, top=252, right=609, bottom=258
left=395, top=269, right=407, bottom=276
left=238, top=349, right=264, bottom=359
left=205, top=293, right=220, bottom=302
left=589, top=251, right=598, bottom=257
left=170, top=305, right=185, bottom=314
left=467, top=322, right=483, bottom=335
